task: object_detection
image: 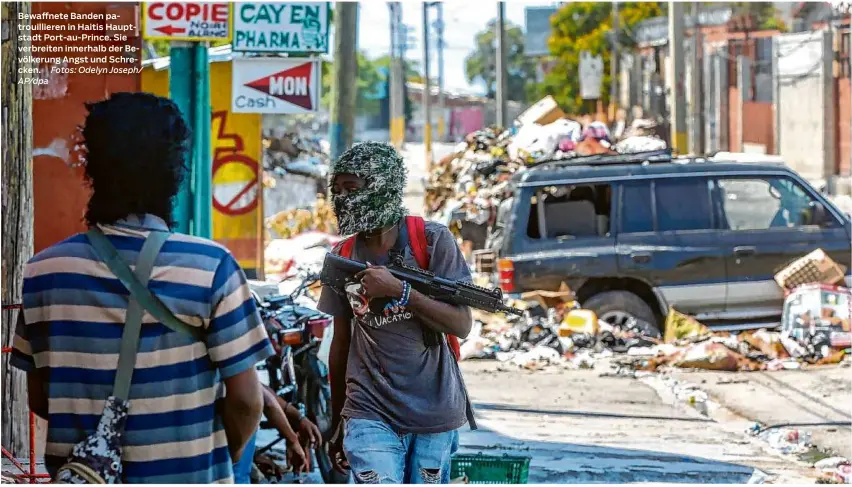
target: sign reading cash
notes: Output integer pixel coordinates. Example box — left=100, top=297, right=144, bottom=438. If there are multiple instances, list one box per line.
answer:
left=233, top=2, right=330, bottom=53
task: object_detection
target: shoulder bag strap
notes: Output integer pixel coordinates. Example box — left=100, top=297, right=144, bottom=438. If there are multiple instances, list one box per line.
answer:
left=109, top=230, right=168, bottom=401
left=87, top=228, right=203, bottom=343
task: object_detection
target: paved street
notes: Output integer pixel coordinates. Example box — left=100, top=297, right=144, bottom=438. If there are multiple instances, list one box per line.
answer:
left=458, top=361, right=820, bottom=484
left=669, top=365, right=852, bottom=460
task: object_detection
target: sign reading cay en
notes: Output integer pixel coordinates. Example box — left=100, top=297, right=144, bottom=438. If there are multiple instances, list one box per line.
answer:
left=232, top=58, right=321, bottom=114
left=233, top=2, right=330, bottom=54
left=142, top=2, right=232, bottom=41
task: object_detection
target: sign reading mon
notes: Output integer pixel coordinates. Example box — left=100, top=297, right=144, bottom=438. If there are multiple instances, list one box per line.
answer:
left=232, top=58, right=321, bottom=114
left=233, top=2, right=330, bottom=54
left=142, top=2, right=232, bottom=41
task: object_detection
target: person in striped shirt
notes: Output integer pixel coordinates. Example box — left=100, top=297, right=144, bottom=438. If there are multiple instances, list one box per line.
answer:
left=10, top=92, right=274, bottom=483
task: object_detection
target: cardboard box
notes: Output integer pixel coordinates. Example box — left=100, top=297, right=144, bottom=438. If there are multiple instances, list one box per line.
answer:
left=516, top=96, right=566, bottom=127
left=774, top=249, right=847, bottom=290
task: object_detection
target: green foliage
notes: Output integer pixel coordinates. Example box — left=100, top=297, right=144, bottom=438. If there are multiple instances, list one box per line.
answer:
left=729, top=2, right=787, bottom=31
left=539, top=2, right=663, bottom=113
left=464, top=20, right=537, bottom=102
left=320, top=51, right=385, bottom=117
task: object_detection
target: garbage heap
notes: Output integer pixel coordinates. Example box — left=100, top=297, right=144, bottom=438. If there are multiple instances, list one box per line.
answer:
left=424, top=96, right=668, bottom=241
left=263, top=131, right=330, bottom=180
left=461, top=268, right=850, bottom=373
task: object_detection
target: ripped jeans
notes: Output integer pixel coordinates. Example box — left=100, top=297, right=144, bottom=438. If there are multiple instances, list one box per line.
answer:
left=343, top=418, right=459, bottom=484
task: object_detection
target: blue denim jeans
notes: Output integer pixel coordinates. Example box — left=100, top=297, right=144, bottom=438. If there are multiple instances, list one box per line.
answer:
left=233, top=431, right=257, bottom=484
left=343, top=418, right=459, bottom=484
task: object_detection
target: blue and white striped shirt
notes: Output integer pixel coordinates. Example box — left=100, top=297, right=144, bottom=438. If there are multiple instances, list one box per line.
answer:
left=11, top=214, right=273, bottom=483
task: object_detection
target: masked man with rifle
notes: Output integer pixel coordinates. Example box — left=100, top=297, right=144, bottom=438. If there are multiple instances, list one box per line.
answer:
left=317, top=142, right=477, bottom=484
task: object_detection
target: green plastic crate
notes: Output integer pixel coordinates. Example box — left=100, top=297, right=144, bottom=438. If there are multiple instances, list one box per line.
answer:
left=450, top=453, right=531, bottom=484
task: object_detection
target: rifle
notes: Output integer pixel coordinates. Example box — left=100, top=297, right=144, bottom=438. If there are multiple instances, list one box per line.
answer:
left=320, top=252, right=524, bottom=317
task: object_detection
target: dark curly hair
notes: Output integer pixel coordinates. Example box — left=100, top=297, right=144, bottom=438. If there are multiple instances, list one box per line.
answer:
left=82, top=92, right=191, bottom=228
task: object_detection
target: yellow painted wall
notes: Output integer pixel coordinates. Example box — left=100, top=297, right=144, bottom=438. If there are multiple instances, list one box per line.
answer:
left=142, top=61, right=263, bottom=276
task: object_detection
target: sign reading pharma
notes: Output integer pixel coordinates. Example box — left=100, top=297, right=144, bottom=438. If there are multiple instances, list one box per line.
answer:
left=142, top=2, right=232, bottom=41
left=233, top=2, right=330, bottom=53
left=232, top=58, right=321, bottom=114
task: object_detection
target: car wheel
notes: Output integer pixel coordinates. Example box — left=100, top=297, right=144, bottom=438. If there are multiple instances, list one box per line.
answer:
left=583, top=291, right=661, bottom=336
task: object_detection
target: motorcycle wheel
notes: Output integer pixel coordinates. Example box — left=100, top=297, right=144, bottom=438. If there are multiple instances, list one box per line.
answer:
left=306, top=377, right=350, bottom=484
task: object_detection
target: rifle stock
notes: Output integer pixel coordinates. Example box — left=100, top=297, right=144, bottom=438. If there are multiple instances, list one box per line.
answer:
left=320, top=253, right=523, bottom=316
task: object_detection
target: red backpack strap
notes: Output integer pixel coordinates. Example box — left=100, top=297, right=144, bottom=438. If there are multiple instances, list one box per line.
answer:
left=339, top=235, right=356, bottom=259
left=406, top=216, right=429, bottom=269
left=406, top=216, right=461, bottom=361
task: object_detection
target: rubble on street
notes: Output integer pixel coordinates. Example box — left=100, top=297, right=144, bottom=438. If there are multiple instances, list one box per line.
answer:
left=459, top=274, right=850, bottom=375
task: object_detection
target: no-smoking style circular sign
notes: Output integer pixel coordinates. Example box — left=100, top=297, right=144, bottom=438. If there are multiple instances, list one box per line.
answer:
left=212, top=153, right=260, bottom=216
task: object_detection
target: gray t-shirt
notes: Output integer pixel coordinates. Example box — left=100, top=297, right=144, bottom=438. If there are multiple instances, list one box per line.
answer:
left=317, top=220, right=472, bottom=434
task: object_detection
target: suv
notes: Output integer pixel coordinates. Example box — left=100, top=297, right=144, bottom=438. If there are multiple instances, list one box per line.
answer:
left=489, top=151, right=852, bottom=335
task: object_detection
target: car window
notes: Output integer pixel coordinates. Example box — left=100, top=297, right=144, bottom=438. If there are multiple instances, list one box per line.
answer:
left=718, top=177, right=830, bottom=230
left=621, top=182, right=654, bottom=233
left=525, top=184, right=613, bottom=240
left=655, top=178, right=713, bottom=231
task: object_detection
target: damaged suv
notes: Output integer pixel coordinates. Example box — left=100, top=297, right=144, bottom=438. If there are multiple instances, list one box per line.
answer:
left=490, top=150, right=852, bottom=335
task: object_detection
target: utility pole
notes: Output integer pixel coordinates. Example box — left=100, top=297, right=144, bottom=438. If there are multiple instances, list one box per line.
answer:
left=496, top=1, right=508, bottom=128
left=436, top=2, right=446, bottom=142
left=330, top=2, right=359, bottom=160
left=423, top=2, right=433, bottom=169
left=610, top=1, right=619, bottom=121
left=1, top=1, right=34, bottom=458
left=668, top=1, right=687, bottom=153
left=389, top=2, right=399, bottom=147
left=690, top=2, right=703, bottom=155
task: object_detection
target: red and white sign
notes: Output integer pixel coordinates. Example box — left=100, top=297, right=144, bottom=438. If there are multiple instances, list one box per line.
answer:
left=142, top=2, right=232, bottom=41
left=232, top=58, right=321, bottom=114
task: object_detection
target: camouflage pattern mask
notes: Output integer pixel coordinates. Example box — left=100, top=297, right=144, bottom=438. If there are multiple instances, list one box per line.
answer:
left=329, top=142, right=408, bottom=236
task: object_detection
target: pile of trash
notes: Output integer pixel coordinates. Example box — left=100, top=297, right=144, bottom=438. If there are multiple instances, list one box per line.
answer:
left=425, top=96, right=668, bottom=232
left=263, top=131, right=330, bottom=180
left=459, top=277, right=850, bottom=374
left=266, top=194, right=337, bottom=240
left=264, top=195, right=340, bottom=278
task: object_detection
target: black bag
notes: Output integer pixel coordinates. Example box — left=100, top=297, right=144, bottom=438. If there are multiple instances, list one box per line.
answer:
left=53, top=229, right=202, bottom=484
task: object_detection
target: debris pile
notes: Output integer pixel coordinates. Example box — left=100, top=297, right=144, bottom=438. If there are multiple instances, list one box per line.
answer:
left=266, top=194, right=337, bottom=240
left=423, top=96, right=668, bottom=244
left=263, top=132, right=330, bottom=180
left=460, top=285, right=850, bottom=373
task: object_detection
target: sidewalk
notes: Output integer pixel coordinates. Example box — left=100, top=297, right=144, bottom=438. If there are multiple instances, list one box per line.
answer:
left=667, top=362, right=852, bottom=460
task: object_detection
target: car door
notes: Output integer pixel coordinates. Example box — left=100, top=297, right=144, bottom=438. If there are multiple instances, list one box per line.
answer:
left=714, top=174, right=852, bottom=317
left=616, top=177, right=729, bottom=316
left=510, top=183, right=619, bottom=292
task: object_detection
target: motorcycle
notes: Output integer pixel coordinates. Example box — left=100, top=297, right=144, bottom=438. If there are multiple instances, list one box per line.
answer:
left=252, top=273, right=349, bottom=484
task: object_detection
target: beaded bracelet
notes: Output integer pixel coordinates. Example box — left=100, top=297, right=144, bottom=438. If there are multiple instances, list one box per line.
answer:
left=398, top=281, right=411, bottom=307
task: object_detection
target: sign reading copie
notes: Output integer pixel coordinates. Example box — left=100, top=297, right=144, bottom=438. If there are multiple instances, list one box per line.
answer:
left=142, top=2, right=232, bottom=41
left=232, top=58, right=321, bottom=114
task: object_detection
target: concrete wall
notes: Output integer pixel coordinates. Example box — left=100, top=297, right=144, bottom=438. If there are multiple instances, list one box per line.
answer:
left=728, top=86, right=741, bottom=152
left=32, top=2, right=141, bottom=252
left=775, top=30, right=834, bottom=185
left=264, top=172, right=323, bottom=219
left=836, top=77, right=851, bottom=178
left=742, top=102, right=775, bottom=154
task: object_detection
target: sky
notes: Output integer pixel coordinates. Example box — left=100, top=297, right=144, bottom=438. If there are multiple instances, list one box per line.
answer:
left=356, top=1, right=558, bottom=96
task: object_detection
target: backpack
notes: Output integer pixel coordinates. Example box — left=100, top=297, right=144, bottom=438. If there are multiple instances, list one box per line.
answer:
left=53, top=228, right=202, bottom=484
left=338, top=215, right=461, bottom=360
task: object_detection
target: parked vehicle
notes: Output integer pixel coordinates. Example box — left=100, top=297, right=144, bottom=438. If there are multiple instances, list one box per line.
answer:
left=251, top=275, right=348, bottom=484
left=488, top=150, right=852, bottom=336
